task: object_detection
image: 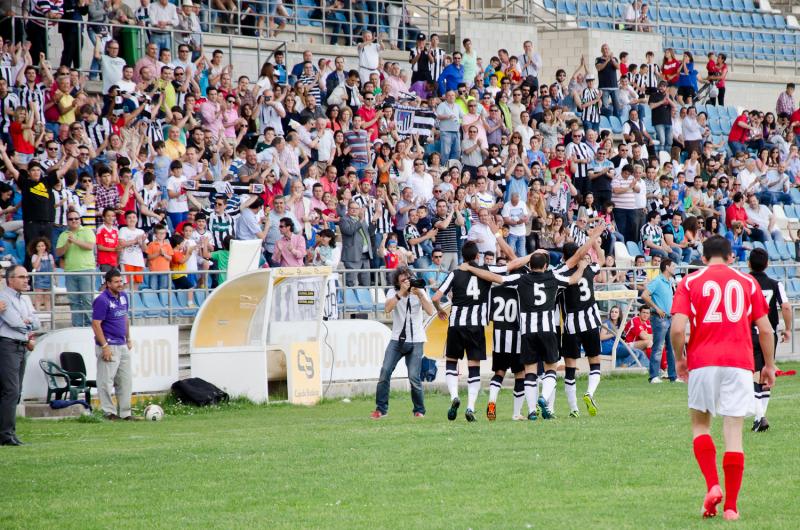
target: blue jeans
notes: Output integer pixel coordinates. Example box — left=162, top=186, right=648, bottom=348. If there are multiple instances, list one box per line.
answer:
left=654, top=124, right=672, bottom=153
left=375, top=340, right=425, bottom=415
left=439, top=131, right=461, bottom=164
left=507, top=234, right=525, bottom=258
left=649, top=314, right=676, bottom=381
left=150, top=272, right=171, bottom=304
left=65, top=272, right=94, bottom=327
left=601, top=88, right=622, bottom=117
left=649, top=246, right=681, bottom=264
left=728, top=141, right=747, bottom=156
left=758, top=191, right=792, bottom=206
left=615, top=343, right=650, bottom=368
left=150, top=32, right=172, bottom=55
left=327, top=12, right=351, bottom=44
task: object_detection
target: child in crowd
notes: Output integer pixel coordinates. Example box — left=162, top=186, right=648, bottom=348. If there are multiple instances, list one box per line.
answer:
left=119, top=210, right=148, bottom=291
left=210, top=235, right=232, bottom=285
left=29, top=237, right=54, bottom=311
left=312, top=228, right=336, bottom=266
left=146, top=224, right=174, bottom=301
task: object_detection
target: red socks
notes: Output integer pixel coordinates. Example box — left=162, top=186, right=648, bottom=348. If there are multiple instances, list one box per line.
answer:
left=693, top=434, right=720, bottom=491
left=723, top=452, right=745, bottom=513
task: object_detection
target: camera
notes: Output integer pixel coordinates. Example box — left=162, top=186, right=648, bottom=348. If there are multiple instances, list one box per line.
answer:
left=409, top=278, right=426, bottom=289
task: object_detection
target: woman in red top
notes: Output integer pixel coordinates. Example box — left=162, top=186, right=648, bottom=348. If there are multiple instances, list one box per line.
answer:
left=712, top=53, right=728, bottom=106
left=9, top=107, right=36, bottom=164
left=661, top=48, right=681, bottom=86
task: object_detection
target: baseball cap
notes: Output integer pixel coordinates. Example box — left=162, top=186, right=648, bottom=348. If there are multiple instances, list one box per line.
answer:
left=417, top=34, right=426, bottom=41
left=182, top=0, right=193, bottom=6
left=585, top=74, right=596, bottom=81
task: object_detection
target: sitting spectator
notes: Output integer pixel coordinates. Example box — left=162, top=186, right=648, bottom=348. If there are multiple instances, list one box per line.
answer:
left=745, top=193, right=783, bottom=243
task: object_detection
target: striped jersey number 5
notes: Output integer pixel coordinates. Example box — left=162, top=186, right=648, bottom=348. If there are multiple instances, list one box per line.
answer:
left=702, top=280, right=744, bottom=323
left=492, top=296, right=518, bottom=323
left=466, top=276, right=480, bottom=300
left=578, top=278, right=591, bottom=302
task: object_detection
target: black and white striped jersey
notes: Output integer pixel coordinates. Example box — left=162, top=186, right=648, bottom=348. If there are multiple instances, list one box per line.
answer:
left=17, top=82, right=47, bottom=123
left=489, top=283, right=521, bottom=355
left=437, top=265, right=507, bottom=328
left=0, top=92, right=18, bottom=134
left=85, top=118, right=112, bottom=150
left=403, top=223, right=424, bottom=261
left=501, top=268, right=572, bottom=334
left=750, top=271, right=787, bottom=332
left=353, top=193, right=375, bottom=225
left=374, top=201, right=394, bottom=234
left=581, top=87, right=600, bottom=123
left=554, top=262, right=602, bottom=333
left=565, top=141, right=594, bottom=180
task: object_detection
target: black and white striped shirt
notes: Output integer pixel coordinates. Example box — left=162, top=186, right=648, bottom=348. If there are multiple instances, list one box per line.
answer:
left=581, top=87, right=600, bottom=123
left=0, top=52, right=15, bottom=85
left=568, top=223, right=588, bottom=246
left=403, top=223, right=424, bottom=260
left=85, top=118, right=112, bottom=150
left=52, top=187, right=79, bottom=226
left=433, top=214, right=459, bottom=252
left=0, top=92, right=18, bottom=134
left=208, top=210, right=236, bottom=249
left=641, top=63, right=660, bottom=91
left=353, top=193, right=375, bottom=225
left=554, top=262, right=602, bottom=333
left=138, top=185, right=162, bottom=231
left=437, top=265, right=507, bottom=328
left=489, top=283, right=521, bottom=355
left=374, top=200, right=394, bottom=234
left=565, top=141, right=594, bottom=180
left=501, top=268, right=571, bottom=334
left=18, top=82, right=47, bottom=123
left=428, top=48, right=446, bottom=82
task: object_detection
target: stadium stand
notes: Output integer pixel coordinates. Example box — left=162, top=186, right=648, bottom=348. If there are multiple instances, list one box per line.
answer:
left=0, top=0, right=799, bottom=338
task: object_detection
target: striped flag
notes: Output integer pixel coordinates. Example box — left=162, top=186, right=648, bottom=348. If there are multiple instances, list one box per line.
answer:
left=394, top=105, right=435, bottom=139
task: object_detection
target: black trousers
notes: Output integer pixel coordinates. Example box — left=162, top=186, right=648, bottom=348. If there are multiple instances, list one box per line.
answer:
left=25, top=22, right=47, bottom=66
left=59, top=28, right=82, bottom=69
left=0, top=339, right=27, bottom=443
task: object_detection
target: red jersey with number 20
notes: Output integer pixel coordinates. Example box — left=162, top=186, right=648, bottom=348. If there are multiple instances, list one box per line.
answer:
left=672, top=264, right=768, bottom=372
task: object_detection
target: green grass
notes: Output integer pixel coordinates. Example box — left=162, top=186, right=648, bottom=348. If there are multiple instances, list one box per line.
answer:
left=3, top=364, right=800, bottom=529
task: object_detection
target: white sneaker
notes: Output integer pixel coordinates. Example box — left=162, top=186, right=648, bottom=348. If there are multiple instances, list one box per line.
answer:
left=511, top=414, right=526, bottom=421
left=660, top=370, right=668, bottom=378
left=672, top=378, right=685, bottom=384
left=650, top=377, right=663, bottom=384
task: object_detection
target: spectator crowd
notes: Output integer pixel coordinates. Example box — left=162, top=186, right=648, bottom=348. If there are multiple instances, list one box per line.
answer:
left=0, top=5, right=799, bottom=344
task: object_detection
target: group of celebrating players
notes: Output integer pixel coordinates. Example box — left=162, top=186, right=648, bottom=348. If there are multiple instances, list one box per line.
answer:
left=432, top=219, right=609, bottom=422
left=430, top=212, right=783, bottom=521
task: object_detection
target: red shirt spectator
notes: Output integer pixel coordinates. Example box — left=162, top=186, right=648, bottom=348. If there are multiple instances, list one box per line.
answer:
left=624, top=315, right=652, bottom=355
left=729, top=113, right=750, bottom=143
left=96, top=224, right=120, bottom=267
left=725, top=199, right=748, bottom=229
left=662, top=58, right=680, bottom=85
left=356, top=105, right=379, bottom=141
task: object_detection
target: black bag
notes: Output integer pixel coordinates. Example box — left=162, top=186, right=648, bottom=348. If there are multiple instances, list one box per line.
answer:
left=171, top=378, right=229, bottom=406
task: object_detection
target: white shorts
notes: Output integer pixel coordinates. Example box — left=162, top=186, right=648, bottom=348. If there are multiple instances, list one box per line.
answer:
left=688, top=366, right=754, bottom=417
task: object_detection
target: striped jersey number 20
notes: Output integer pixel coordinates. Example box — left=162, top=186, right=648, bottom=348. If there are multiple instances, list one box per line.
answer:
left=492, top=296, right=518, bottom=323
left=701, top=280, right=744, bottom=323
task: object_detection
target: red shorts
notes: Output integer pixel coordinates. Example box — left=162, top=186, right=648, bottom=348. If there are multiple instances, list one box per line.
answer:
left=123, top=264, right=144, bottom=284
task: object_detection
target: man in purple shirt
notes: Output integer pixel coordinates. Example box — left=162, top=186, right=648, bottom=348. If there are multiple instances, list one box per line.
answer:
left=91, top=269, right=133, bottom=421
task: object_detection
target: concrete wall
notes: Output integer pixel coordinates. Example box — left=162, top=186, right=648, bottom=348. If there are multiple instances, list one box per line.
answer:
left=538, top=28, right=663, bottom=81
left=455, top=18, right=538, bottom=66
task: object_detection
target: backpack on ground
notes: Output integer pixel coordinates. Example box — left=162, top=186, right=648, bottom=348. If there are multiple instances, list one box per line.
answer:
left=171, top=378, right=230, bottom=406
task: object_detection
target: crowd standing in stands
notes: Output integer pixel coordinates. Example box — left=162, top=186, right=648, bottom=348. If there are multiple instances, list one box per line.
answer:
left=0, top=8, right=798, bottom=345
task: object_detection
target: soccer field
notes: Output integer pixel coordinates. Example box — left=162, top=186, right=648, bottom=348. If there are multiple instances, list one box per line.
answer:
left=3, top=365, right=799, bottom=529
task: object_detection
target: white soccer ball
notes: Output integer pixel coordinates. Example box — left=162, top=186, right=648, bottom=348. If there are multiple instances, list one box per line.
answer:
left=144, top=404, right=164, bottom=421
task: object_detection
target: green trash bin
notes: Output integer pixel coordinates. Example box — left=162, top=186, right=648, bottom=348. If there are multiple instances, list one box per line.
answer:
left=119, top=27, right=143, bottom=67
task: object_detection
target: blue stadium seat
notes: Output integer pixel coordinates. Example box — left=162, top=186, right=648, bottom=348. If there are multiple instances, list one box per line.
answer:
left=626, top=241, right=642, bottom=258
left=565, top=0, right=577, bottom=15
left=775, top=14, right=786, bottom=30
left=194, top=289, right=208, bottom=307
left=709, top=0, right=722, bottom=9
left=343, top=289, right=361, bottom=311
left=741, top=12, right=753, bottom=27
left=709, top=118, right=722, bottom=135
left=699, top=11, right=712, bottom=25
left=765, top=241, right=781, bottom=261
left=790, top=188, right=800, bottom=204
left=732, top=0, right=746, bottom=10
left=577, top=1, right=589, bottom=17
left=688, top=0, right=700, bottom=9
left=680, top=10, right=693, bottom=25
left=720, top=12, right=732, bottom=26
left=725, top=106, right=739, bottom=119
left=140, top=289, right=168, bottom=318
left=785, top=205, right=797, bottom=219
left=597, top=2, right=610, bottom=17
left=610, top=116, right=623, bottom=134
left=130, top=292, right=151, bottom=320
left=721, top=0, right=734, bottom=9
left=777, top=242, right=792, bottom=261
left=788, top=280, right=800, bottom=300
left=599, top=115, right=612, bottom=131
left=172, top=291, right=196, bottom=317
left=731, top=13, right=743, bottom=27
left=544, top=0, right=556, bottom=9
left=690, top=27, right=703, bottom=39
left=705, top=105, right=718, bottom=119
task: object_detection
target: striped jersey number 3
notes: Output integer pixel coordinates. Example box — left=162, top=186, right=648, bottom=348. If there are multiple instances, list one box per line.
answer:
left=578, top=278, right=591, bottom=302
left=702, top=280, right=744, bottom=323
left=492, top=296, right=518, bottom=323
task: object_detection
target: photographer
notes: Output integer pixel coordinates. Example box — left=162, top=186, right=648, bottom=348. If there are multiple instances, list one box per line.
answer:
left=371, top=267, right=434, bottom=419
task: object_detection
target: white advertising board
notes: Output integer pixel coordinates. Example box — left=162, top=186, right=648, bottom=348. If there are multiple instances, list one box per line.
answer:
left=22, top=326, right=180, bottom=400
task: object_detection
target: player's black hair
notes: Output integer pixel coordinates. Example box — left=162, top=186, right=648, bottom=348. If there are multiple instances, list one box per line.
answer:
left=462, top=241, right=479, bottom=263
left=104, top=268, right=122, bottom=283
left=660, top=258, right=673, bottom=273
left=562, top=242, right=579, bottom=260
left=702, top=235, right=732, bottom=260
left=748, top=247, right=769, bottom=273
left=530, top=252, right=549, bottom=270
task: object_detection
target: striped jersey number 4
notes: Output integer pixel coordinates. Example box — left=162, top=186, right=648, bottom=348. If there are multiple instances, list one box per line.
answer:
left=701, top=280, right=744, bottom=323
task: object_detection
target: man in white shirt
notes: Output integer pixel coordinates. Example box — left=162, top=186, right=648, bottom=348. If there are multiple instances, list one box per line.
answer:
left=466, top=208, right=497, bottom=263
left=315, top=117, right=335, bottom=170
left=501, top=192, right=529, bottom=257
left=682, top=106, right=703, bottom=155
left=149, top=0, right=180, bottom=53
left=357, top=30, right=382, bottom=83
left=611, top=163, right=641, bottom=243
left=758, top=162, right=792, bottom=206
left=737, top=158, right=762, bottom=196
left=518, top=40, right=542, bottom=83
left=745, top=193, right=782, bottom=243
left=406, top=159, right=434, bottom=205
left=95, top=40, right=126, bottom=94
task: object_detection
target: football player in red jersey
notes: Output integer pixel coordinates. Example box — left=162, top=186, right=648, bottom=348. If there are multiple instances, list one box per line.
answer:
left=670, top=236, right=776, bottom=521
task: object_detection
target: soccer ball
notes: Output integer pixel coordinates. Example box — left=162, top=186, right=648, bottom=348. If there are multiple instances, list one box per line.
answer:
left=144, top=404, right=164, bottom=421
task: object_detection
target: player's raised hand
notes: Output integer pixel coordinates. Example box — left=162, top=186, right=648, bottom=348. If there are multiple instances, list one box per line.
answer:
left=589, top=219, right=607, bottom=238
